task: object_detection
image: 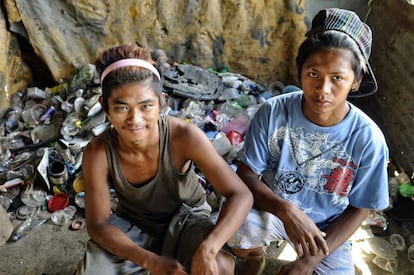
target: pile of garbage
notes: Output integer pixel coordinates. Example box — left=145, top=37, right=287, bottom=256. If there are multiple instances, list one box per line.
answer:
left=2, top=56, right=414, bottom=273
left=0, top=57, right=298, bottom=245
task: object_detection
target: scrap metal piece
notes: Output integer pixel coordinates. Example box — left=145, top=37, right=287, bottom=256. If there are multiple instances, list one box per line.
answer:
left=163, top=64, right=223, bottom=100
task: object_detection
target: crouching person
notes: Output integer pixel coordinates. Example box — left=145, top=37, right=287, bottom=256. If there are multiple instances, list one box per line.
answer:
left=227, top=8, right=389, bottom=275
left=76, top=43, right=253, bottom=275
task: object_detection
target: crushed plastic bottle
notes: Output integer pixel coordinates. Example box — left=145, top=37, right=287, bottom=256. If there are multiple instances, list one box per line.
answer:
left=4, top=108, right=23, bottom=133
left=241, top=79, right=256, bottom=91
left=408, top=244, right=414, bottom=263
left=372, top=255, right=398, bottom=273
left=10, top=215, right=48, bottom=241
left=39, top=106, right=55, bottom=123
left=365, top=236, right=397, bottom=259
left=26, top=87, right=49, bottom=100
left=60, top=114, right=82, bottom=139
left=387, top=176, right=399, bottom=209
left=68, top=63, right=96, bottom=93
left=389, top=233, right=406, bottom=251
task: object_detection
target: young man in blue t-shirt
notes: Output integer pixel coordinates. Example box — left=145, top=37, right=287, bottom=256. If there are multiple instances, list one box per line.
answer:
left=228, top=8, right=389, bottom=275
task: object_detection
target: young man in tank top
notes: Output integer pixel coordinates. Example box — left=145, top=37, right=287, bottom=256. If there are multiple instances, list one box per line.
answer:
left=76, top=43, right=253, bottom=275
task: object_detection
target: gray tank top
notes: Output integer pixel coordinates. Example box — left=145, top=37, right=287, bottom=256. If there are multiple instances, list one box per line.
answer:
left=104, top=115, right=206, bottom=237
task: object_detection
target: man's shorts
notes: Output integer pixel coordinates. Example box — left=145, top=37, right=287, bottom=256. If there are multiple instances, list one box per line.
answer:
left=227, top=208, right=355, bottom=275
left=76, top=202, right=215, bottom=275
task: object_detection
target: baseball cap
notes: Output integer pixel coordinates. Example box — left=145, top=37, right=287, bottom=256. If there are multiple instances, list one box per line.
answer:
left=307, top=8, right=378, bottom=98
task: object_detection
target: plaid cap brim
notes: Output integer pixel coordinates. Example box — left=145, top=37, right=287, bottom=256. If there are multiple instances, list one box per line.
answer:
left=348, top=62, right=378, bottom=98
left=307, top=8, right=378, bottom=97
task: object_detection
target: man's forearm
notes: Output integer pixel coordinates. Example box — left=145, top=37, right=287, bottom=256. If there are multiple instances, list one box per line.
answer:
left=89, top=223, right=156, bottom=269
left=205, top=192, right=253, bottom=253
left=324, top=206, right=368, bottom=252
left=302, top=206, right=369, bottom=268
left=243, top=177, right=291, bottom=218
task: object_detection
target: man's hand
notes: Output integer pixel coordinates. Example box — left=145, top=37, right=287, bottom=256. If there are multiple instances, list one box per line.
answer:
left=190, top=243, right=219, bottom=275
left=282, top=203, right=329, bottom=257
left=147, top=255, right=188, bottom=275
left=277, top=254, right=321, bottom=275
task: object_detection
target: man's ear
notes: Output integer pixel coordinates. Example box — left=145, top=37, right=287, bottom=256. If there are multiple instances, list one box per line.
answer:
left=351, top=78, right=362, bottom=91
left=160, top=92, right=168, bottom=109
left=99, top=96, right=104, bottom=111
left=99, top=96, right=110, bottom=119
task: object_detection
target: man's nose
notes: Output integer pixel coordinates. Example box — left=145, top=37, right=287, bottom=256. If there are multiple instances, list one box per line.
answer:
left=316, top=78, right=331, bottom=95
left=128, top=107, right=143, bottom=123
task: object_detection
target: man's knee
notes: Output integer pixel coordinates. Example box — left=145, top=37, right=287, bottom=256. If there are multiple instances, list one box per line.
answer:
left=230, top=246, right=265, bottom=259
left=230, top=247, right=266, bottom=275
left=216, top=250, right=235, bottom=275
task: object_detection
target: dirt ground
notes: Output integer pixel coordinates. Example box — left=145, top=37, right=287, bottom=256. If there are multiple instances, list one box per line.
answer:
left=1, top=208, right=414, bottom=275
left=0, top=211, right=88, bottom=275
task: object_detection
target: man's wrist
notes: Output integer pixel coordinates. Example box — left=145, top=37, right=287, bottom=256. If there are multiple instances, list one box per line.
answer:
left=198, top=239, right=220, bottom=256
left=300, top=251, right=325, bottom=269
left=274, top=200, right=294, bottom=219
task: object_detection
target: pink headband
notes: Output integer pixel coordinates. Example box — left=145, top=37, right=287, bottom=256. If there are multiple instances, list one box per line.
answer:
left=100, top=58, right=161, bottom=83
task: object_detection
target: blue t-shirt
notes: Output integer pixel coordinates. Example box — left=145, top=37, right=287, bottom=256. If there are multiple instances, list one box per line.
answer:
left=239, top=91, right=389, bottom=229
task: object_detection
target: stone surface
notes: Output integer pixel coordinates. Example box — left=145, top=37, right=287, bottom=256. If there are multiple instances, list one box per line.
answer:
left=0, top=3, right=32, bottom=115
left=0, top=0, right=306, bottom=112
left=360, top=0, right=414, bottom=175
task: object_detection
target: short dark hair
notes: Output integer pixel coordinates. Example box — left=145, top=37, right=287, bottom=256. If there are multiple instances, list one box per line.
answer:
left=96, top=43, right=166, bottom=112
left=296, top=30, right=365, bottom=83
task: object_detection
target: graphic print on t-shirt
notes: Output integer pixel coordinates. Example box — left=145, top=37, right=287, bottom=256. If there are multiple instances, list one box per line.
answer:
left=264, top=125, right=358, bottom=222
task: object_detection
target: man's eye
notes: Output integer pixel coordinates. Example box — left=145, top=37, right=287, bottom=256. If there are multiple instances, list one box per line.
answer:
left=308, top=72, right=318, bottom=78
left=332, top=75, right=343, bottom=81
left=142, top=104, right=153, bottom=110
left=114, top=106, right=128, bottom=112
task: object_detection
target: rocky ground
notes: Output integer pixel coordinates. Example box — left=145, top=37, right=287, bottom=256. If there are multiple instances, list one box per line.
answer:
left=1, top=208, right=414, bottom=275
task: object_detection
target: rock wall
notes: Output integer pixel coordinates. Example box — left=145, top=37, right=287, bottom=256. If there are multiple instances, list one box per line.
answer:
left=0, top=1, right=31, bottom=112
left=0, top=0, right=307, bottom=113
left=362, top=0, right=414, bottom=174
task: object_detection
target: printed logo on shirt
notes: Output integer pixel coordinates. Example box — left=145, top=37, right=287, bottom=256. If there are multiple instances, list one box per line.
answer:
left=278, top=171, right=305, bottom=194
left=323, top=157, right=357, bottom=197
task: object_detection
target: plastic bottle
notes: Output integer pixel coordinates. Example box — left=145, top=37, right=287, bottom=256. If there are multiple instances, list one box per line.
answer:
left=408, top=244, right=414, bottom=263
left=389, top=233, right=406, bottom=251
left=71, top=56, right=88, bottom=70
left=26, top=87, right=48, bottom=99
left=241, top=79, right=255, bottom=91
left=386, top=176, right=399, bottom=210
left=212, top=132, right=232, bottom=156
left=39, top=106, right=55, bottom=122
left=10, top=215, right=48, bottom=241
left=5, top=108, right=23, bottom=133
left=60, top=114, right=82, bottom=139
left=372, top=255, right=398, bottom=273
left=69, top=64, right=94, bottom=92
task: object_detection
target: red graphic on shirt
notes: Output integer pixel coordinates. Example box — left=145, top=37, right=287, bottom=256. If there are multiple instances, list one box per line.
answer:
left=324, top=157, right=356, bottom=197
